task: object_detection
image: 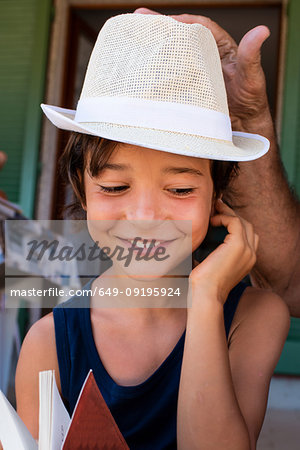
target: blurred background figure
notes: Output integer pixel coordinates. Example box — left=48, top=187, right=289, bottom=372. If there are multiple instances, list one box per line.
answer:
left=0, top=152, right=7, bottom=200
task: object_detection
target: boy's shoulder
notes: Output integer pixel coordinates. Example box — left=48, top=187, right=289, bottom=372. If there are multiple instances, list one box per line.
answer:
left=19, top=312, right=58, bottom=370
left=16, top=312, right=59, bottom=385
left=228, top=285, right=290, bottom=343
left=24, top=311, right=55, bottom=344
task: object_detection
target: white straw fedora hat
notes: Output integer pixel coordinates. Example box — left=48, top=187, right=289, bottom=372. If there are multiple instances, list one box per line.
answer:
left=41, top=13, right=269, bottom=161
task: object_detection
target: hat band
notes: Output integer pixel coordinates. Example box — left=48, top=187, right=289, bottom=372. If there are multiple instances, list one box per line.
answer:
left=75, top=97, right=232, bottom=142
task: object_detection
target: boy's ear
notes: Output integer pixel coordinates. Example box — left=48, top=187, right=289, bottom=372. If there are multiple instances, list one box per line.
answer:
left=210, top=193, right=224, bottom=217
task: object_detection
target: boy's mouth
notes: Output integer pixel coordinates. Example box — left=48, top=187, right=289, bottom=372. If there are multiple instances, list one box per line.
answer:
left=116, top=236, right=177, bottom=250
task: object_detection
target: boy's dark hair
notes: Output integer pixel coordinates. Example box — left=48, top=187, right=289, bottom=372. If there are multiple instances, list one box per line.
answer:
left=59, top=132, right=239, bottom=219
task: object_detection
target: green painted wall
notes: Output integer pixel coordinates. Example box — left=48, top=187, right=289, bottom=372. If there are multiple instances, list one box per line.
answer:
left=275, top=0, right=300, bottom=374
left=0, top=0, right=51, bottom=217
left=281, top=0, right=300, bottom=193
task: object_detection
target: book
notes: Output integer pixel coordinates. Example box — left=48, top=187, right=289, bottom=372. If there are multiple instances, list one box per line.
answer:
left=0, top=370, right=129, bottom=449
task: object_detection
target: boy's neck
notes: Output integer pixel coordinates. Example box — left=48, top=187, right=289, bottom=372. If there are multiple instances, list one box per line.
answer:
left=90, top=266, right=189, bottom=324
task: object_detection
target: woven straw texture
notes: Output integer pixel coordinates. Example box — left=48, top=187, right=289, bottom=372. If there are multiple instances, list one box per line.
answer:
left=41, top=13, right=269, bottom=161
left=81, top=14, right=228, bottom=115
left=81, top=122, right=265, bottom=160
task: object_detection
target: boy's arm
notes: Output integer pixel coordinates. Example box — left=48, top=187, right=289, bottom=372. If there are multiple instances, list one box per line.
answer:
left=134, top=8, right=300, bottom=316
left=177, top=287, right=290, bottom=450
left=176, top=200, right=289, bottom=449
left=15, top=312, right=60, bottom=441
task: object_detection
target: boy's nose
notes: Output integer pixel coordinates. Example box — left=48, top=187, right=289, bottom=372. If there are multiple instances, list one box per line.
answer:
left=125, top=192, right=165, bottom=221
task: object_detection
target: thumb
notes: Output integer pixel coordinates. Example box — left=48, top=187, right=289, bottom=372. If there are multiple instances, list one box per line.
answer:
left=237, top=25, right=270, bottom=73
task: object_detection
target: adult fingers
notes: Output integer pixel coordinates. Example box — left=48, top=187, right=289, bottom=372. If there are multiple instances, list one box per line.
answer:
left=169, top=14, right=238, bottom=60
left=237, top=25, right=270, bottom=79
left=134, top=7, right=160, bottom=15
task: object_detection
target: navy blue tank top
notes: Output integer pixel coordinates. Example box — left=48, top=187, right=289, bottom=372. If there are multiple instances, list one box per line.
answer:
left=53, top=279, right=248, bottom=449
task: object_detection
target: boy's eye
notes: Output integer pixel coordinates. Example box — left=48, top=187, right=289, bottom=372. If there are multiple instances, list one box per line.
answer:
left=98, top=185, right=128, bottom=194
left=168, top=188, right=195, bottom=196
left=98, top=186, right=195, bottom=196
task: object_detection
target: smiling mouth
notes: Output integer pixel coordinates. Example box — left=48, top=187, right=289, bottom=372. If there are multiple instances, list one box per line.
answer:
left=116, top=237, right=177, bottom=249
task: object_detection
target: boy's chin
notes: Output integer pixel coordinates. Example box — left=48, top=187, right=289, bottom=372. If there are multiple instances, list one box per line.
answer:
left=112, top=256, right=191, bottom=280
left=113, top=264, right=172, bottom=281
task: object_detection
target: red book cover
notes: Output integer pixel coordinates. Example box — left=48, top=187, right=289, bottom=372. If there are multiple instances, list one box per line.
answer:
left=63, top=371, right=129, bottom=449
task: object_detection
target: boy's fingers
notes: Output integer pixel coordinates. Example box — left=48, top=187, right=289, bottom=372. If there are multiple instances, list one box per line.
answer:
left=215, top=201, right=256, bottom=249
left=213, top=200, right=244, bottom=238
left=215, top=199, right=236, bottom=217
left=240, top=218, right=256, bottom=252
left=210, top=213, right=245, bottom=238
left=212, top=205, right=257, bottom=252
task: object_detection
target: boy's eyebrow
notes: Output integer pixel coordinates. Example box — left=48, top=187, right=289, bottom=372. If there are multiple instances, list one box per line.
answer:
left=101, top=163, right=204, bottom=177
left=101, top=163, right=130, bottom=171
left=162, top=167, right=204, bottom=177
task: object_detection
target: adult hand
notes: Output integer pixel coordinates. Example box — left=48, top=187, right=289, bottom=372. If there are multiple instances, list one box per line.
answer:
left=134, top=8, right=271, bottom=132
left=134, top=9, right=300, bottom=318
left=189, top=199, right=258, bottom=305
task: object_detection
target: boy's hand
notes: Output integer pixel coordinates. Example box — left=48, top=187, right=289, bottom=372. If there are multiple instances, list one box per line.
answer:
left=189, top=199, right=258, bottom=305
left=134, top=8, right=271, bottom=132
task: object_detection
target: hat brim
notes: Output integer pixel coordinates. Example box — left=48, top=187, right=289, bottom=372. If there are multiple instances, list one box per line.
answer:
left=41, top=104, right=269, bottom=162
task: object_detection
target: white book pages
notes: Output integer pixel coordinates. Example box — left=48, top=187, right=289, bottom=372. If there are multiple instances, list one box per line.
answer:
left=50, top=373, right=70, bottom=449
left=38, top=370, right=70, bottom=450
left=0, top=390, right=38, bottom=450
left=39, top=371, right=53, bottom=450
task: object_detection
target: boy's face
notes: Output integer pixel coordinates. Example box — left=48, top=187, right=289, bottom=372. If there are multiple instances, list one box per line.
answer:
left=83, top=143, right=214, bottom=277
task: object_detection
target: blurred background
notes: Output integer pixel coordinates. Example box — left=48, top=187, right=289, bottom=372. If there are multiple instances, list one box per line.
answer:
left=0, top=1, right=300, bottom=448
